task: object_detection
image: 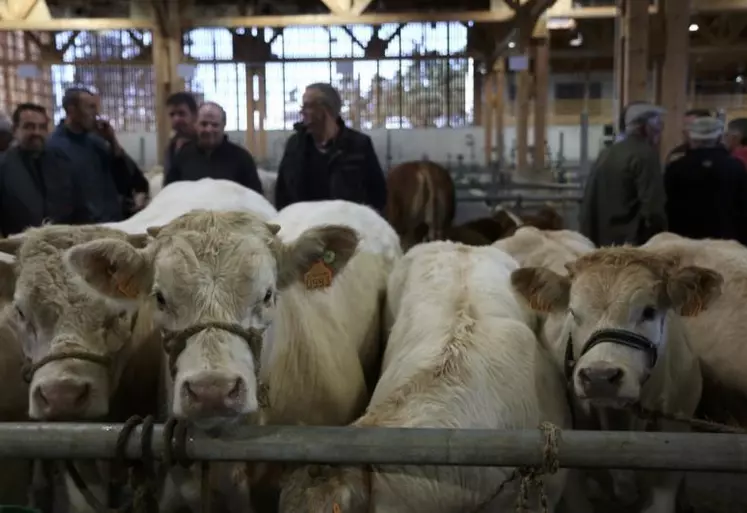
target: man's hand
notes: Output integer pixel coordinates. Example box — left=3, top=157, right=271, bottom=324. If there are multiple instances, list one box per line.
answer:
left=96, top=118, right=123, bottom=156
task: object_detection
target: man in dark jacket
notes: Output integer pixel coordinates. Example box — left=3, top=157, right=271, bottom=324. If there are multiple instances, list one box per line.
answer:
left=163, top=101, right=263, bottom=194
left=46, top=87, right=133, bottom=223
left=580, top=102, right=668, bottom=246
left=0, top=103, right=87, bottom=236
left=665, top=116, right=747, bottom=244
left=664, top=108, right=712, bottom=166
left=91, top=93, right=150, bottom=218
left=275, top=82, right=387, bottom=213
left=164, top=91, right=197, bottom=169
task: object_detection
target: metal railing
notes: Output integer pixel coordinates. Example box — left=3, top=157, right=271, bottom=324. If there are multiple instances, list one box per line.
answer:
left=0, top=423, right=745, bottom=472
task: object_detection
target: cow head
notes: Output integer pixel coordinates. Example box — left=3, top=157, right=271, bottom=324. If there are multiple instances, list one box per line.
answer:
left=511, top=247, right=721, bottom=408
left=0, top=226, right=151, bottom=421
left=65, top=210, right=359, bottom=431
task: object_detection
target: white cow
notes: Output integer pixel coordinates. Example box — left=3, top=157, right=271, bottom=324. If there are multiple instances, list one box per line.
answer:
left=62, top=200, right=399, bottom=511
left=280, top=241, right=573, bottom=513
left=0, top=178, right=278, bottom=513
left=105, top=178, right=277, bottom=234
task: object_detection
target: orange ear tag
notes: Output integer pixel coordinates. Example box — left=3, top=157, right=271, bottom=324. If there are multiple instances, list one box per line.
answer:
left=114, top=272, right=139, bottom=299
left=304, top=261, right=333, bottom=290
left=333, top=504, right=341, bottom=513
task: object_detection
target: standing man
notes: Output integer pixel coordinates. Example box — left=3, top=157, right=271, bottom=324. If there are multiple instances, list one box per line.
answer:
left=580, top=102, right=668, bottom=246
left=46, top=87, right=133, bottom=223
left=664, top=108, right=712, bottom=165
left=275, top=82, right=386, bottom=213
left=722, top=117, right=747, bottom=170
left=0, top=103, right=86, bottom=236
left=165, top=92, right=198, bottom=169
left=91, top=94, right=150, bottom=217
left=665, top=116, right=747, bottom=244
left=163, top=101, right=263, bottom=194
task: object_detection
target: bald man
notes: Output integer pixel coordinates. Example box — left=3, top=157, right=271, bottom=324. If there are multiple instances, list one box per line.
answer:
left=163, top=101, right=263, bottom=194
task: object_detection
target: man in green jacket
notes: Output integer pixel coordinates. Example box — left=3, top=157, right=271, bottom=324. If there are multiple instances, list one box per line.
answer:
left=580, top=102, right=668, bottom=246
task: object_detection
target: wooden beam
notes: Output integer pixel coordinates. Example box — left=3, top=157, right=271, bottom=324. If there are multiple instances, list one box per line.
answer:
left=350, top=0, right=374, bottom=16
left=185, top=10, right=518, bottom=28
left=622, top=0, right=650, bottom=104
left=533, top=36, right=549, bottom=171
left=659, top=0, right=691, bottom=160
left=695, top=0, right=747, bottom=11
left=0, top=18, right=154, bottom=30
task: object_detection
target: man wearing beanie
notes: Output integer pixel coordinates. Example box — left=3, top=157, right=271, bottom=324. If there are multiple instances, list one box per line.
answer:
left=275, top=82, right=387, bottom=213
left=664, top=115, right=747, bottom=244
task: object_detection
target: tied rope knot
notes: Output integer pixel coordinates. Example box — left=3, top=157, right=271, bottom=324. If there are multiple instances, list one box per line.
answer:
left=472, top=422, right=561, bottom=513
left=514, top=421, right=560, bottom=513
left=64, top=415, right=194, bottom=513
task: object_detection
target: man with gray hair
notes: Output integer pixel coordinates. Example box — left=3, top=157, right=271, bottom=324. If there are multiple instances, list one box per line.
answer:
left=275, top=82, right=386, bottom=213
left=579, top=101, right=668, bottom=246
left=664, top=115, right=747, bottom=243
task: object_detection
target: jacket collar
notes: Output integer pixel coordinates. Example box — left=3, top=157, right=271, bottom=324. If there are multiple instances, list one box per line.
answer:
left=294, top=117, right=349, bottom=146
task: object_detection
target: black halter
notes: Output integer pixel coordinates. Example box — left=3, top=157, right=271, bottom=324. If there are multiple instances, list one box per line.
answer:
left=563, top=328, right=659, bottom=383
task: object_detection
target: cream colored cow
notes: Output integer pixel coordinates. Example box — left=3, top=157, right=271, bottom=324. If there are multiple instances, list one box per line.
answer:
left=493, top=226, right=595, bottom=276
left=643, top=232, right=747, bottom=396
left=66, top=201, right=399, bottom=430
left=280, top=241, right=573, bottom=513
left=511, top=247, right=712, bottom=513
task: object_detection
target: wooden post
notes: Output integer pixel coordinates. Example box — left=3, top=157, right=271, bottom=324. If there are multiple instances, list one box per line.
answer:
left=612, top=1, right=625, bottom=132
left=532, top=37, right=549, bottom=171
left=659, top=0, right=691, bottom=160
left=622, top=0, right=650, bottom=104
left=483, top=71, right=493, bottom=166
left=152, top=0, right=185, bottom=165
left=245, top=65, right=256, bottom=155
left=494, top=61, right=505, bottom=168
left=515, top=64, right=530, bottom=174
left=257, top=66, right=267, bottom=163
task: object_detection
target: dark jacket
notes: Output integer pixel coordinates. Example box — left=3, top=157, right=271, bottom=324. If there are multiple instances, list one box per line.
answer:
left=275, top=120, right=387, bottom=213
left=664, top=146, right=747, bottom=244
left=580, top=134, right=668, bottom=246
left=46, top=123, right=127, bottom=223
left=163, top=136, right=263, bottom=195
left=0, top=146, right=88, bottom=236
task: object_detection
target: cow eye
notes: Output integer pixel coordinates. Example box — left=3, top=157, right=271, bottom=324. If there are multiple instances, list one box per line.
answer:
left=641, top=305, right=657, bottom=322
left=14, top=305, right=25, bottom=321
left=263, top=288, right=274, bottom=304
left=154, top=290, right=167, bottom=309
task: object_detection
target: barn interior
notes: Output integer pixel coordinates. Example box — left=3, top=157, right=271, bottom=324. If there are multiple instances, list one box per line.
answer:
left=0, top=0, right=744, bottom=222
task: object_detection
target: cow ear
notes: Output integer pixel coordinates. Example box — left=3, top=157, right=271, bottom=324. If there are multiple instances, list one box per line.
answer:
left=667, top=266, right=722, bottom=317
left=64, top=238, right=153, bottom=305
left=510, top=267, right=570, bottom=313
left=276, top=225, right=359, bottom=290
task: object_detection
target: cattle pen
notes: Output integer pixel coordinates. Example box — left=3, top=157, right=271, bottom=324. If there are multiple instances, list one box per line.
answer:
left=0, top=422, right=744, bottom=471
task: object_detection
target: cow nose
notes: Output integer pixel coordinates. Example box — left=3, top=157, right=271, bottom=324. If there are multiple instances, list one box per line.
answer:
left=181, top=372, right=247, bottom=417
left=35, top=379, right=92, bottom=419
left=578, top=365, right=625, bottom=398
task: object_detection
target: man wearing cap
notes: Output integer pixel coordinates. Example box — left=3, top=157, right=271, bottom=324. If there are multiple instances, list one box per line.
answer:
left=275, top=82, right=387, bottom=214
left=664, top=108, right=713, bottom=166
left=580, top=102, right=668, bottom=246
left=664, top=115, right=747, bottom=244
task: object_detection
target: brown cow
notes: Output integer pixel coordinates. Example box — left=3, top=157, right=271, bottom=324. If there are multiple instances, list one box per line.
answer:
left=385, top=161, right=455, bottom=252
left=451, top=204, right=565, bottom=245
